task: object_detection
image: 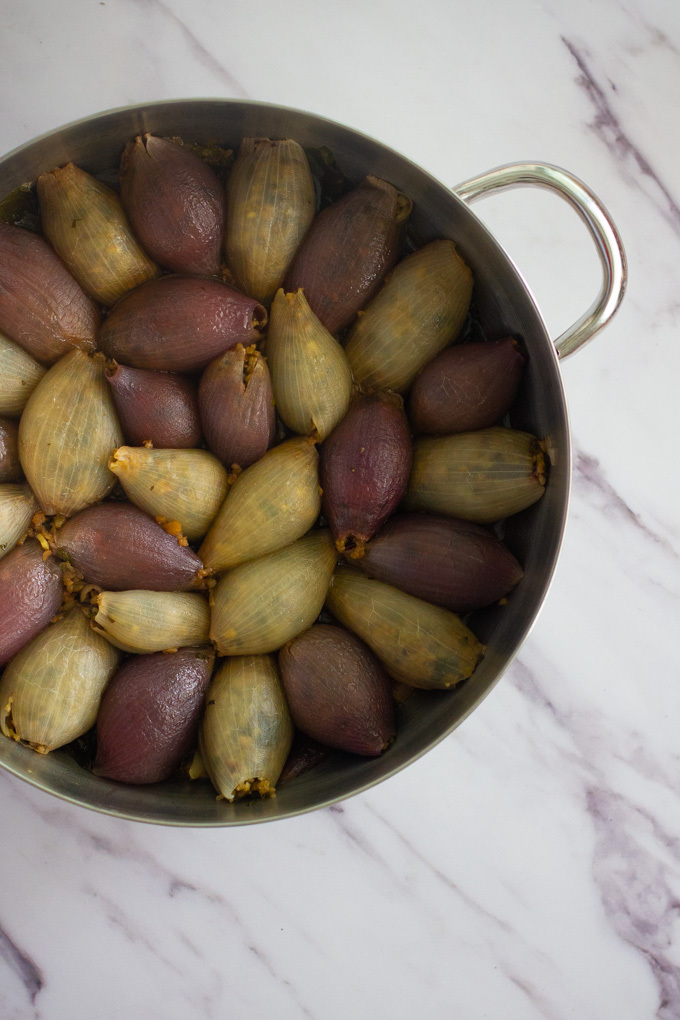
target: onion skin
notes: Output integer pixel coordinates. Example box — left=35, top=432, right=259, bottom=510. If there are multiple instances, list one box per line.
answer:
left=404, top=427, right=547, bottom=524
left=0, top=333, right=46, bottom=416
left=109, top=446, right=228, bottom=542
left=0, top=484, right=37, bottom=560
left=0, top=607, right=118, bottom=754
left=199, top=437, right=320, bottom=574
left=266, top=289, right=352, bottom=440
left=325, top=569, right=484, bottom=690
left=93, top=646, right=215, bottom=784
left=56, top=503, right=203, bottom=591
left=356, top=513, right=524, bottom=613
left=284, top=175, right=411, bottom=333
left=120, top=134, right=226, bottom=277
left=408, top=338, right=527, bottom=435
left=199, top=655, right=293, bottom=801
left=0, top=540, right=63, bottom=666
left=210, top=530, right=338, bottom=656
left=92, top=590, right=210, bottom=654
left=18, top=350, right=123, bottom=517
left=225, top=138, right=315, bottom=305
left=0, top=417, right=21, bottom=482
left=98, top=275, right=266, bottom=373
left=37, top=163, right=159, bottom=306
left=198, top=346, right=275, bottom=469
left=0, top=223, right=99, bottom=365
left=106, top=363, right=202, bottom=449
left=319, top=391, right=412, bottom=554
left=345, top=239, right=473, bottom=393
left=279, top=624, right=394, bottom=756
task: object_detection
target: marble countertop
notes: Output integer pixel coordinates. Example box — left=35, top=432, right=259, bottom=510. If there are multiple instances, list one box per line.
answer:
left=1, top=1, right=678, bottom=1017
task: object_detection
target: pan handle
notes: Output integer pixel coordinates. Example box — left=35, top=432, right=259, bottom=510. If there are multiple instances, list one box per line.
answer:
left=453, top=163, right=627, bottom=359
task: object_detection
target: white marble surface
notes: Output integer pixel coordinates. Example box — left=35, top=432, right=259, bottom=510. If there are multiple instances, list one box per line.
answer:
left=1, top=0, right=679, bottom=1017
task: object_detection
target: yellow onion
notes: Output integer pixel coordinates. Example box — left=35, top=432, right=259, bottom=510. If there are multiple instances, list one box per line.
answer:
left=403, top=427, right=547, bottom=523
left=92, top=590, right=210, bottom=654
left=210, top=530, right=338, bottom=655
left=0, top=607, right=119, bottom=754
left=199, top=437, right=320, bottom=574
left=345, top=239, right=473, bottom=393
left=37, top=163, right=159, bottom=305
left=325, top=570, right=484, bottom=689
left=225, top=138, right=315, bottom=306
left=0, top=333, right=46, bottom=416
left=109, top=446, right=228, bottom=541
left=0, top=483, right=37, bottom=560
left=267, top=289, right=352, bottom=439
left=18, top=350, right=123, bottom=516
left=200, top=655, right=293, bottom=801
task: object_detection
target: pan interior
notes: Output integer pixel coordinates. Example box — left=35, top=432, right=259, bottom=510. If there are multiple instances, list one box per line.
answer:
left=0, top=100, right=570, bottom=825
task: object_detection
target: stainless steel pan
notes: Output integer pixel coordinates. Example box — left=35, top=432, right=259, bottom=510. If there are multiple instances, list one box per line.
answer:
left=0, top=100, right=626, bottom=825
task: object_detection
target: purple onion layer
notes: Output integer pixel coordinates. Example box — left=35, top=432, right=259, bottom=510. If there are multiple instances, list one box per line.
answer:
left=279, top=624, right=394, bottom=756
left=106, top=363, right=202, bottom=449
left=198, top=346, right=275, bottom=469
left=319, top=391, right=412, bottom=554
left=409, top=338, right=527, bottom=435
left=98, top=276, right=266, bottom=373
left=0, top=540, right=63, bottom=666
left=94, top=646, right=215, bottom=784
left=56, top=502, right=204, bottom=591
left=120, top=134, right=226, bottom=277
left=357, top=513, right=524, bottom=613
left=0, top=223, right=99, bottom=366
